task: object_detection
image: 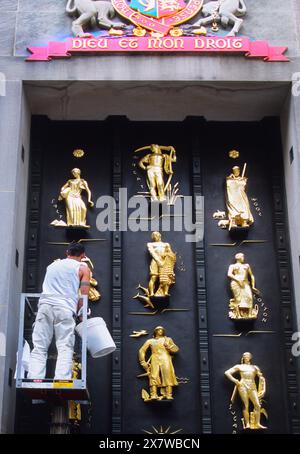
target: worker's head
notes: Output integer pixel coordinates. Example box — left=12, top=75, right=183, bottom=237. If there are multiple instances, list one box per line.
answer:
left=67, top=242, right=85, bottom=260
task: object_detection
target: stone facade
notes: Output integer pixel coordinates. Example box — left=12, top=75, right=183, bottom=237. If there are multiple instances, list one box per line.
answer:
left=0, top=0, right=300, bottom=433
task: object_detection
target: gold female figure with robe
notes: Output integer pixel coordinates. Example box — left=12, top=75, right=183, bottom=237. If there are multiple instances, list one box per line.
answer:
left=227, top=253, right=259, bottom=320
left=225, top=352, right=267, bottom=430
left=139, top=326, right=179, bottom=401
left=135, top=144, right=176, bottom=202
left=226, top=165, right=254, bottom=229
left=58, top=168, right=94, bottom=227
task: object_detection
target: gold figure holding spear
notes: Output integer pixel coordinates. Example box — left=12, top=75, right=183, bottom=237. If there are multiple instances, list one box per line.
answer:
left=134, top=144, right=177, bottom=202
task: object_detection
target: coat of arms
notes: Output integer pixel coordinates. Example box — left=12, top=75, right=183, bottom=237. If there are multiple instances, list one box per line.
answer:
left=26, top=2, right=289, bottom=61
left=65, top=0, right=252, bottom=38
left=129, top=0, right=186, bottom=19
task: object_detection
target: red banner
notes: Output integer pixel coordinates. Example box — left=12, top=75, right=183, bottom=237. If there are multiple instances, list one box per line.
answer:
left=27, top=36, right=289, bottom=62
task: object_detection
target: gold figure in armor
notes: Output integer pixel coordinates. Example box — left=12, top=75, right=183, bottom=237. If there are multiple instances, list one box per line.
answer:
left=225, top=352, right=267, bottom=430
left=134, top=232, right=176, bottom=309
left=138, top=326, right=179, bottom=401
left=228, top=253, right=259, bottom=320
left=135, top=144, right=177, bottom=202
left=56, top=168, right=94, bottom=227
left=226, top=164, right=254, bottom=229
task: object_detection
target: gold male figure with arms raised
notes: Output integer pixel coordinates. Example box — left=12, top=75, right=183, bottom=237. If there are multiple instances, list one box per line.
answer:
left=136, top=144, right=176, bottom=202
left=225, top=352, right=267, bottom=430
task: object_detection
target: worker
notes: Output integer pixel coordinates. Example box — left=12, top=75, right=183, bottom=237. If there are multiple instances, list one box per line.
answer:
left=27, top=242, right=90, bottom=380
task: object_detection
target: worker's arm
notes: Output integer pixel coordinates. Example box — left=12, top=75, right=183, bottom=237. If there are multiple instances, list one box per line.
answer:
left=77, top=264, right=91, bottom=315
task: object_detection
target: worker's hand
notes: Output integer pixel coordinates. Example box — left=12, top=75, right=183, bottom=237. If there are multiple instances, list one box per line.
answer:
left=76, top=307, right=91, bottom=322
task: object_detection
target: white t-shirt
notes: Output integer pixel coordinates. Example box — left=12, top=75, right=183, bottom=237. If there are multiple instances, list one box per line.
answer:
left=39, top=258, right=85, bottom=314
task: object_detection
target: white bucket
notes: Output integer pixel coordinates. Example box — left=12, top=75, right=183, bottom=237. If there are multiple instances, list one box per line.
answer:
left=76, top=317, right=116, bottom=358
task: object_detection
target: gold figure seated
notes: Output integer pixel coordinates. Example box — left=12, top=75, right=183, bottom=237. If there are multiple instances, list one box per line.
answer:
left=225, top=352, right=268, bottom=431
left=138, top=326, right=179, bottom=402
left=134, top=232, right=176, bottom=309
left=135, top=144, right=177, bottom=203
left=51, top=168, right=94, bottom=228
left=227, top=253, right=260, bottom=320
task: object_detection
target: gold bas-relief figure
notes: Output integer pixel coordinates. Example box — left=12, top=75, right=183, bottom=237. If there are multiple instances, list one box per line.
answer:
left=134, top=232, right=176, bottom=309
left=214, top=164, right=253, bottom=230
left=138, top=326, right=179, bottom=402
left=69, top=358, right=82, bottom=423
left=81, top=256, right=101, bottom=302
left=225, top=352, right=268, bottom=430
left=51, top=168, right=94, bottom=228
left=226, top=164, right=253, bottom=229
left=228, top=253, right=259, bottom=320
left=135, top=144, right=177, bottom=202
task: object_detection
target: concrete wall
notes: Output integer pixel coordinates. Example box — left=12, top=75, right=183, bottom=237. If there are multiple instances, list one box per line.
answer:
left=0, top=0, right=299, bottom=83
left=281, top=93, right=300, bottom=324
left=0, top=84, right=31, bottom=433
left=4, top=0, right=300, bottom=58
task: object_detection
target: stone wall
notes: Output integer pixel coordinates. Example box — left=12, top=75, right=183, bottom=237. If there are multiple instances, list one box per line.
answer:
left=0, top=0, right=299, bottom=82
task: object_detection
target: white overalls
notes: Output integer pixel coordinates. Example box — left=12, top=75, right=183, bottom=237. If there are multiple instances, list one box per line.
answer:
left=28, top=258, right=82, bottom=380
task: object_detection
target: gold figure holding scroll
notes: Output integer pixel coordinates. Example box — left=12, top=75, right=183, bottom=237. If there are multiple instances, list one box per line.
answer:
left=228, top=253, right=259, bottom=320
left=226, top=164, right=253, bottom=229
left=51, top=168, right=94, bottom=228
left=225, top=352, right=268, bottom=430
left=135, top=144, right=177, bottom=202
left=138, top=326, right=179, bottom=401
left=214, top=163, right=254, bottom=230
left=134, top=232, right=176, bottom=309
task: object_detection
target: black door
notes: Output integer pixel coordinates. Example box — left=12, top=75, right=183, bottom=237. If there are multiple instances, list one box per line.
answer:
left=16, top=116, right=299, bottom=434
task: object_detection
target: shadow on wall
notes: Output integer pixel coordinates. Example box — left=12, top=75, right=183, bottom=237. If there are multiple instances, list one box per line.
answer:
left=0, top=333, right=6, bottom=357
